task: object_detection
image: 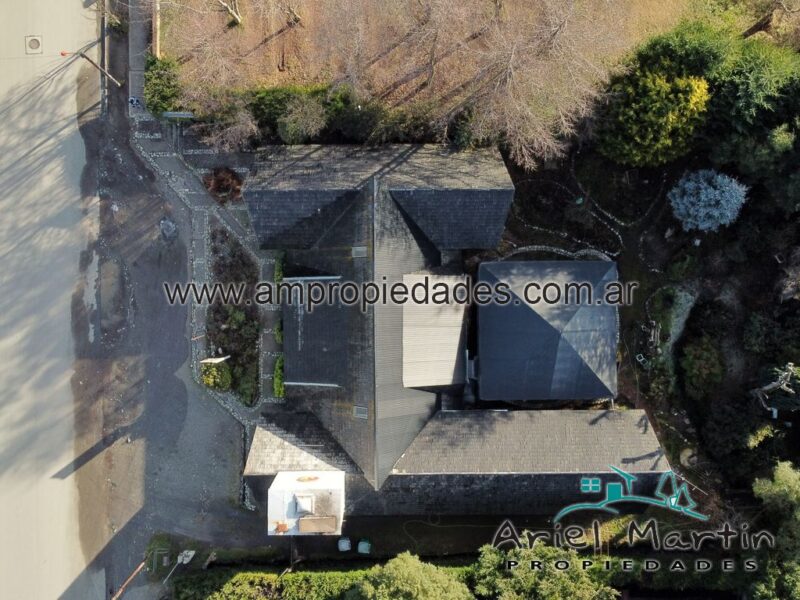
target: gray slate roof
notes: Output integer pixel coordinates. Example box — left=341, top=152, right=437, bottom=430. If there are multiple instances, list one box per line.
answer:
left=243, top=145, right=514, bottom=250
left=284, top=289, right=349, bottom=387
left=392, top=409, right=668, bottom=475
left=244, top=414, right=359, bottom=476
left=391, top=189, right=512, bottom=250
left=280, top=183, right=440, bottom=489
left=246, top=189, right=360, bottom=249
left=478, top=261, right=619, bottom=401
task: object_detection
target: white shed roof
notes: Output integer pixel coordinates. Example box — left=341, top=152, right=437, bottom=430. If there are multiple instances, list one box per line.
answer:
left=267, top=471, right=345, bottom=536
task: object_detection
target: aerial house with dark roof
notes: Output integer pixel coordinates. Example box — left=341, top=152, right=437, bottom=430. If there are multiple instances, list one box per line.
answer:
left=241, top=145, right=669, bottom=522
left=478, top=260, right=619, bottom=402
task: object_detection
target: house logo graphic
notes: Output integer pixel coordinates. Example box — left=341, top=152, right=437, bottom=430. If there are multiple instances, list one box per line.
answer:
left=553, top=466, right=708, bottom=523
left=490, top=467, right=709, bottom=550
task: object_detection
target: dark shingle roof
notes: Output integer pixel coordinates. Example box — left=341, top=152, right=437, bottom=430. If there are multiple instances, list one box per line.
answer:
left=246, top=189, right=360, bottom=249
left=393, top=410, right=667, bottom=474
left=283, top=292, right=349, bottom=387
left=391, top=189, right=513, bottom=249
left=478, top=261, right=618, bottom=401
left=243, top=145, right=514, bottom=250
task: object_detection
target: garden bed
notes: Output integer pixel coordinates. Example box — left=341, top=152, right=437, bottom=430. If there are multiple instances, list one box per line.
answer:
left=205, top=227, right=262, bottom=405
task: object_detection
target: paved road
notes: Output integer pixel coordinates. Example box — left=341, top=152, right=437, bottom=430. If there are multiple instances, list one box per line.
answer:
left=0, top=2, right=103, bottom=599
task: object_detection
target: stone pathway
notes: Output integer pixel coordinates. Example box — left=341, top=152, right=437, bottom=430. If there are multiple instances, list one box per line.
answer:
left=126, top=107, right=284, bottom=429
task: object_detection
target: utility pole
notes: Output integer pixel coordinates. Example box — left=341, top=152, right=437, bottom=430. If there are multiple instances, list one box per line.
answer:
left=60, top=50, right=124, bottom=88
left=110, top=560, right=146, bottom=600
left=153, top=0, right=161, bottom=58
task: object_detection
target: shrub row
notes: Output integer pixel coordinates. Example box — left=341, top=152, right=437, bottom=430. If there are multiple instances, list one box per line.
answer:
left=273, top=354, right=285, bottom=398
left=142, top=55, right=482, bottom=149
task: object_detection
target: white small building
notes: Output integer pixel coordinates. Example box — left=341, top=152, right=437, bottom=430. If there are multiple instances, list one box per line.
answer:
left=267, top=471, right=345, bottom=536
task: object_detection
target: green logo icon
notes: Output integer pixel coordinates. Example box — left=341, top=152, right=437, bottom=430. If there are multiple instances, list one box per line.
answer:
left=554, top=466, right=708, bottom=523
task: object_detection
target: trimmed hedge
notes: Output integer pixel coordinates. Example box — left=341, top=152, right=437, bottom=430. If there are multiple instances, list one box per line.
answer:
left=273, top=354, right=285, bottom=398
left=173, top=568, right=366, bottom=600
left=173, top=564, right=470, bottom=600
left=144, top=54, right=181, bottom=115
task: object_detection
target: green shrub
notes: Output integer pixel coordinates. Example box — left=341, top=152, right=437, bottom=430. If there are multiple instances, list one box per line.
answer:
left=473, top=544, right=617, bottom=600
left=233, top=363, right=259, bottom=405
left=633, top=21, right=732, bottom=79
left=679, top=334, right=724, bottom=401
left=346, top=552, right=473, bottom=600
left=200, top=361, right=232, bottom=391
left=273, top=254, right=284, bottom=283
left=143, top=54, right=181, bottom=115
left=278, top=95, right=328, bottom=144
left=598, top=71, right=710, bottom=166
left=368, top=104, right=434, bottom=144
left=744, top=312, right=778, bottom=355
left=249, top=84, right=328, bottom=133
left=668, top=169, right=748, bottom=232
left=273, top=355, right=285, bottom=398
left=274, top=320, right=283, bottom=345
left=173, top=570, right=279, bottom=600
left=712, top=38, right=800, bottom=132
left=711, top=123, right=797, bottom=178
left=448, top=109, right=478, bottom=150
left=328, top=100, right=386, bottom=143
left=283, top=571, right=367, bottom=600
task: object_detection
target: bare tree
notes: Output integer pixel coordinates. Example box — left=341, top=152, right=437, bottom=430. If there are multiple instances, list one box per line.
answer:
left=193, top=102, right=260, bottom=151
left=157, top=0, right=681, bottom=168
left=216, top=0, right=243, bottom=24
left=455, top=0, right=625, bottom=168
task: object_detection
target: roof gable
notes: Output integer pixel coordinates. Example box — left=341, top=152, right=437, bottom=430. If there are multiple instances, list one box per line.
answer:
left=390, top=189, right=513, bottom=250
left=244, top=145, right=514, bottom=251
left=246, top=189, right=360, bottom=249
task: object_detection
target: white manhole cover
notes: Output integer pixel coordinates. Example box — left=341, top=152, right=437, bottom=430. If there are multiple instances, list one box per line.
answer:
left=25, top=36, right=43, bottom=55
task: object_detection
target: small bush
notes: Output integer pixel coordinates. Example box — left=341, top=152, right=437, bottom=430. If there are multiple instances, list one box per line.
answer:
left=679, top=334, right=725, bottom=401
left=633, top=21, right=732, bottom=79
left=143, top=54, right=181, bottom=115
left=668, top=169, right=747, bottom=232
left=173, top=570, right=279, bottom=600
left=713, top=38, right=800, bottom=132
left=233, top=363, right=259, bottom=405
left=273, top=355, right=285, bottom=398
left=711, top=123, right=797, bottom=179
left=283, top=571, right=367, bottom=600
left=278, top=95, right=328, bottom=144
left=201, top=362, right=232, bottom=391
left=473, top=544, right=618, bottom=600
left=328, top=100, right=386, bottom=143
left=368, top=104, right=434, bottom=144
left=249, top=84, right=328, bottom=134
left=598, top=71, right=710, bottom=166
left=202, top=167, right=243, bottom=204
